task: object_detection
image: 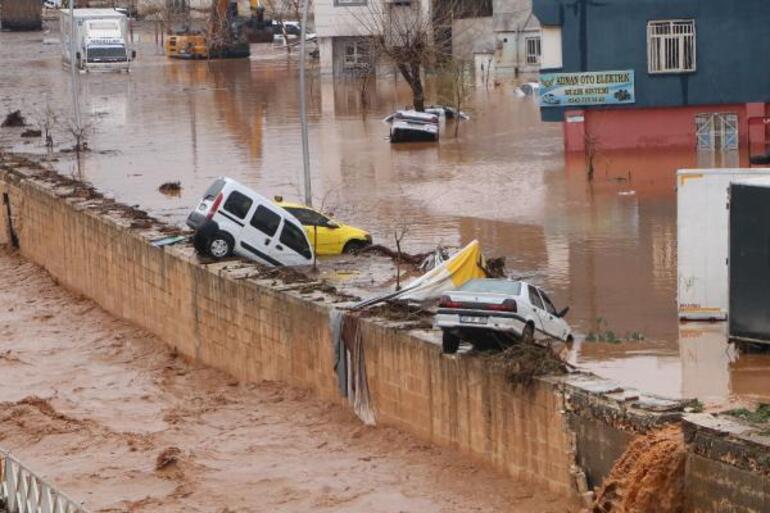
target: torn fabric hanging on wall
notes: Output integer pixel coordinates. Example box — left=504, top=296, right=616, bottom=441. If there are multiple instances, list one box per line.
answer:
left=329, top=309, right=376, bottom=426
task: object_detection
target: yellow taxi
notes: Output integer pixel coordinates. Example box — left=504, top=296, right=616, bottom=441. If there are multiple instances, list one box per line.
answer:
left=274, top=199, right=372, bottom=255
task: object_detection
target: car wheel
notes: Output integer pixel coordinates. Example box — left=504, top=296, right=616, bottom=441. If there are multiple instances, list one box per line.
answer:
left=343, top=239, right=369, bottom=254
left=442, top=330, right=460, bottom=354
left=207, top=232, right=233, bottom=259
left=521, top=322, right=535, bottom=344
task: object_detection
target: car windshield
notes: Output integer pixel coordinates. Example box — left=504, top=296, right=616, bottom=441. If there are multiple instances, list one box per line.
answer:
left=459, top=279, right=521, bottom=295
left=87, top=46, right=127, bottom=61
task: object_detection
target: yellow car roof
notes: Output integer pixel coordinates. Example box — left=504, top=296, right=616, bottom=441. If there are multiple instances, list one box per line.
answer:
left=274, top=200, right=309, bottom=210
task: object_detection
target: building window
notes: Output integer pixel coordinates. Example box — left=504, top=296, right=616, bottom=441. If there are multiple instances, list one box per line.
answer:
left=525, top=36, right=541, bottom=65
left=334, top=0, right=367, bottom=6
left=343, top=40, right=370, bottom=70
left=696, top=113, right=739, bottom=151
left=647, top=20, right=696, bottom=74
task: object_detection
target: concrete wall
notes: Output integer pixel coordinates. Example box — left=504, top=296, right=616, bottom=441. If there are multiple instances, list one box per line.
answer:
left=0, top=165, right=577, bottom=498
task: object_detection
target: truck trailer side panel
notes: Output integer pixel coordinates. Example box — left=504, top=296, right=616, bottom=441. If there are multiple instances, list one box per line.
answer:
left=729, top=179, right=770, bottom=344
left=677, top=169, right=770, bottom=320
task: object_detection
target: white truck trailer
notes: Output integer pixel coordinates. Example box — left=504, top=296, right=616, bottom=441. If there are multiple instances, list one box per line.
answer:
left=60, top=9, right=134, bottom=72
left=677, top=168, right=770, bottom=321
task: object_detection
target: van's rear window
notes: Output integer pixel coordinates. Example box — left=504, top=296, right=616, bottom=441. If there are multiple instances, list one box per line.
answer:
left=204, top=179, right=226, bottom=200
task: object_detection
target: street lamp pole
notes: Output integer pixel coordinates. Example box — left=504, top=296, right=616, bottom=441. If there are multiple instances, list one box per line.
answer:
left=68, top=0, right=81, bottom=132
left=298, top=0, right=312, bottom=206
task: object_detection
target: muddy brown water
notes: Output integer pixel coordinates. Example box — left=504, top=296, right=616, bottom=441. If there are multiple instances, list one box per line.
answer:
left=1, top=23, right=769, bottom=403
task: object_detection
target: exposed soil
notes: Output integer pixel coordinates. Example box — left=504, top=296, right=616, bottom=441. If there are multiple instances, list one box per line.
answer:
left=592, top=425, right=686, bottom=513
left=20, top=129, right=42, bottom=138
left=158, top=181, right=182, bottom=197
left=0, top=248, right=574, bottom=513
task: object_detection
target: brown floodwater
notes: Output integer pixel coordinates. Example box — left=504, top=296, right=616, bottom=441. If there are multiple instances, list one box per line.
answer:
left=1, top=22, right=769, bottom=403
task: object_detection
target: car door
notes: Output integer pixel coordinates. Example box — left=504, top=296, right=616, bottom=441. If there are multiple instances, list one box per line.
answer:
left=237, top=203, right=286, bottom=266
left=276, top=218, right=313, bottom=266
left=526, top=285, right=549, bottom=338
left=537, top=288, right=569, bottom=340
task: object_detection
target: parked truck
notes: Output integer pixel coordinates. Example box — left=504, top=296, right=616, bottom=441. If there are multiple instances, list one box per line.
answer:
left=1, top=0, right=42, bottom=31
left=728, top=177, right=770, bottom=344
left=59, top=9, right=134, bottom=72
left=677, top=168, right=770, bottom=321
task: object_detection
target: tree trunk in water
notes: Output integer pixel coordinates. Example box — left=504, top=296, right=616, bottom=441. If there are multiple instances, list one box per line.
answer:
left=396, top=62, right=425, bottom=111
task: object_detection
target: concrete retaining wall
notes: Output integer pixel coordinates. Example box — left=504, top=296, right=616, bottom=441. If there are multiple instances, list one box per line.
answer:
left=0, top=165, right=577, bottom=498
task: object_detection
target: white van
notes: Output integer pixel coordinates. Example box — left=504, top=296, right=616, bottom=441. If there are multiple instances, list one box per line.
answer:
left=187, top=177, right=313, bottom=267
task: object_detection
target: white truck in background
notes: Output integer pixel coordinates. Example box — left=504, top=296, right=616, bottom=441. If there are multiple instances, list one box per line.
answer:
left=677, top=168, right=770, bottom=321
left=60, top=9, right=134, bottom=72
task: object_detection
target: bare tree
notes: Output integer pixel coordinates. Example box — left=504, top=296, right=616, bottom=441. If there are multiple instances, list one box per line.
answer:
left=352, top=0, right=485, bottom=112
left=64, top=113, right=95, bottom=154
left=263, top=0, right=313, bottom=54
left=437, top=57, right=471, bottom=136
left=34, top=100, right=58, bottom=150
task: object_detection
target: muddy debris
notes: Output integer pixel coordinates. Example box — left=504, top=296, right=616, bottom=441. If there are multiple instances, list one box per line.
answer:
left=361, top=301, right=434, bottom=329
left=485, top=256, right=506, bottom=278
left=158, top=181, right=182, bottom=197
left=263, top=265, right=311, bottom=284
left=21, top=129, right=42, bottom=138
left=1, top=110, right=26, bottom=127
left=593, top=425, right=686, bottom=513
left=488, top=341, right=568, bottom=386
left=358, top=244, right=430, bottom=265
left=155, top=446, right=182, bottom=471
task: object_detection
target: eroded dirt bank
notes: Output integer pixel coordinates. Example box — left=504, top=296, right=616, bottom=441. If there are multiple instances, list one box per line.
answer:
left=0, top=248, right=575, bottom=513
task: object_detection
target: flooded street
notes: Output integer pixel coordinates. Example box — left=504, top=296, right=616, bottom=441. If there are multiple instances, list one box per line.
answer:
left=2, top=22, right=769, bottom=403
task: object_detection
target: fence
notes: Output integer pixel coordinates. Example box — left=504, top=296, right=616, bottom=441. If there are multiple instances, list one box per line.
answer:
left=0, top=450, right=89, bottom=513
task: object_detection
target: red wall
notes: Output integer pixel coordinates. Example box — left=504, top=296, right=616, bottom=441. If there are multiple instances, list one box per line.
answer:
left=563, top=104, right=761, bottom=151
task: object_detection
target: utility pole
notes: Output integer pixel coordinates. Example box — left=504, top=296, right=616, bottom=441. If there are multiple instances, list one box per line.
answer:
left=299, top=0, right=312, bottom=206
left=68, top=0, right=81, bottom=134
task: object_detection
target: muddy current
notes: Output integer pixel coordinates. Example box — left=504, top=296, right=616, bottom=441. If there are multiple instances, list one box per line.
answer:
left=1, top=22, right=769, bottom=403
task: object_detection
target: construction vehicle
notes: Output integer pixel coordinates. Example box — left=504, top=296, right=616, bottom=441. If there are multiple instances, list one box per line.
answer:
left=165, top=0, right=250, bottom=60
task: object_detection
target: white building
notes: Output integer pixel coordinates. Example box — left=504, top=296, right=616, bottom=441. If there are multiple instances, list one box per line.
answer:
left=452, top=0, right=541, bottom=78
left=315, top=0, right=433, bottom=76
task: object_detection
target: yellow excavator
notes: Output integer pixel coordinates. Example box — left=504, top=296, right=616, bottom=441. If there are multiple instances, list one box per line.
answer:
left=165, top=0, right=251, bottom=59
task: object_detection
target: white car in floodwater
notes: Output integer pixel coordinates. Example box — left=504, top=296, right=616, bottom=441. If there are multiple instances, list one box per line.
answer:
left=384, top=110, right=440, bottom=143
left=435, top=279, right=572, bottom=354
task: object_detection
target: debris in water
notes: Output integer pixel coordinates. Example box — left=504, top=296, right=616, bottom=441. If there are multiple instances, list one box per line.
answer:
left=1, top=110, right=26, bottom=127
left=484, top=256, right=506, bottom=278
left=488, top=341, right=568, bottom=386
left=21, top=129, right=42, bottom=138
left=159, top=181, right=182, bottom=197
left=593, top=425, right=685, bottom=513
left=155, top=446, right=182, bottom=470
left=358, top=244, right=430, bottom=265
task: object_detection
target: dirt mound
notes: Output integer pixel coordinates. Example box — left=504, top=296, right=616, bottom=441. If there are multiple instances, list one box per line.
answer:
left=593, top=425, right=685, bottom=513
left=1, top=110, right=25, bottom=127
left=21, top=129, right=42, bottom=138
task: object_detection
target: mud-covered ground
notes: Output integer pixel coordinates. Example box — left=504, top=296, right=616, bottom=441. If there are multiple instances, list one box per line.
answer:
left=0, top=249, right=574, bottom=513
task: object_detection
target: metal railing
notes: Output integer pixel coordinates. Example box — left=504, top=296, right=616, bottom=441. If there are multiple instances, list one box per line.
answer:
left=0, top=449, right=90, bottom=513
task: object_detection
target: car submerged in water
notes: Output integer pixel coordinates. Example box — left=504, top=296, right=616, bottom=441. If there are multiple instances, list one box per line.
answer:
left=434, top=279, right=572, bottom=353
left=384, top=110, right=439, bottom=143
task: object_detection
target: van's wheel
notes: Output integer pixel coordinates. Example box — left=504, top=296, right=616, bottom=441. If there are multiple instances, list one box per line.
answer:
left=521, top=323, right=535, bottom=344
left=442, top=331, right=460, bottom=354
left=343, top=239, right=368, bottom=254
left=207, top=232, right=233, bottom=259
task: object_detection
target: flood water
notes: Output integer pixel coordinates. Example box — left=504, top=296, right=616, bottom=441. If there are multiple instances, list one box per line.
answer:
left=2, top=22, right=769, bottom=404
